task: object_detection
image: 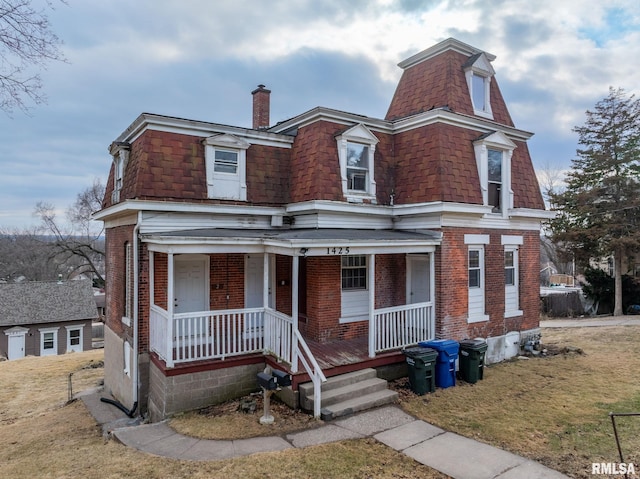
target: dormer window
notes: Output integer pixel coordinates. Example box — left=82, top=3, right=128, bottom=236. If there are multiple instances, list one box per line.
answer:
left=204, top=134, right=250, bottom=201
left=110, top=144, right=129, bottom=203
left=346, top=142, right=369, bottom=191
left=464, top=53, right=495, bottom=119
left=337, top=124, right=379, bottom=203
left=473, top=131, right=516, bottom=216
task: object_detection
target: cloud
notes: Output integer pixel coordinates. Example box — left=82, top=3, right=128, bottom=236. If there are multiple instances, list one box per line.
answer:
left=1, top=0, right=639, bottom=229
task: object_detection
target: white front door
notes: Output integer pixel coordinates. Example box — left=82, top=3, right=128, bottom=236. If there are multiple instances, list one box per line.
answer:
left=408, top=255, right=431, bottom=304
left=174, top=255, right=209, bottom=314
left=245, top=254, right=274, bottom=309
left=7, top=329, right=27, bottom=360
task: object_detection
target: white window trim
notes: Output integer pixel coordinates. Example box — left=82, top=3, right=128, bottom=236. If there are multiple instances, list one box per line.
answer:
left=123, top=242, right=133, bottom=324
left=39, top=327, right=59, bottom=356
left=204, top=134, right=250, bottom=201
left=65, top=325, right=84, bottom=353
left=473, top=132, right=516, bottom=218
left=340, top=254, right=370, bottom=323
left=463, top=52, right=495, bottom=119
left=336, top=124, right=378, bottom=203
left=502, top=235, right=523, bottom=318
left=465, top=235, right=489, bottom=324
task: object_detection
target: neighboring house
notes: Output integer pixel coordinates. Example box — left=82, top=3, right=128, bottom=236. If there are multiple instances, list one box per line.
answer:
left=95, top=38, right=552, bottom=421
left=0, top=280, right=97, bottom=360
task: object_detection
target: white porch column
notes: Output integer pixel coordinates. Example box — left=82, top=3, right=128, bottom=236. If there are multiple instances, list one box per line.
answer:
left=166, top=252, right=174, bottom=367
left=149, top=251, right=155, bottom=307
left=368, top=253, right=376, bottom=358
left=263, top=253, right=270, bottom=308
left=291, top=255, right=299, bottom=373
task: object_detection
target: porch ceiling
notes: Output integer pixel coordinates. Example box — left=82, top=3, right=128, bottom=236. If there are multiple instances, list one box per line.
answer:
left=141, top=228, right=441, bottom=255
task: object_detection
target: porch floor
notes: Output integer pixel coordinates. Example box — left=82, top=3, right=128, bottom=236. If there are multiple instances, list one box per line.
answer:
left=284, top=336, right=406, bottom=385
left=307, top=337, right=370, bottom=369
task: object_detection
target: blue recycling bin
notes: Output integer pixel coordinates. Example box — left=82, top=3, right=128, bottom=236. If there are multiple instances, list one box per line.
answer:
left=419, top=339, right=459, bottom=388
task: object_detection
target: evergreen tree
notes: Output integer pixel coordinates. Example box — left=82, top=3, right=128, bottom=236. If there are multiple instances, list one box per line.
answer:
left=550, top=87, right=640, bottom=315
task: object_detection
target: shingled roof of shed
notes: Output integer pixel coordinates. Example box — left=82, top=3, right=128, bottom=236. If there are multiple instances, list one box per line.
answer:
left=0, top=280, right=98, bottom=327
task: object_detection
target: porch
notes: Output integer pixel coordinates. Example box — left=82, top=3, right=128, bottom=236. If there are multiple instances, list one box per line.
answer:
left=143, top=227, right=440, bottom=417
left=149, top=302, right=435, bottom=369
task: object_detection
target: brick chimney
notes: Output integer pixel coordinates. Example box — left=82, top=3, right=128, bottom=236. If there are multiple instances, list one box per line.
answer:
left=252, top=84, right=271, bottom=130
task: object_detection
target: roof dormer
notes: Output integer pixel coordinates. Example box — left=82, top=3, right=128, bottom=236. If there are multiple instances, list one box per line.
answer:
left=463, top=52, right=496, bottom=119
left=336, top=124, right=379, bottom=203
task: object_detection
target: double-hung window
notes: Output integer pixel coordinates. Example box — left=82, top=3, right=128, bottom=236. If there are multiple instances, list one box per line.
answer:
left=487, top=148, right=503, bottom=212
left=502, top=235, right=523, bottom=317
left=342, top=255, right=367, bottom=290
left=39, top=327, right=59, bottom=356
left=111, top=146, right=129, bottom=203
left=337, top=124, right=378, bottom=202
left=204, top=134, right=249, bottom=201
left=465, top=234, right=489, bottom=323
left=463, top=52, right=495, bottom=119
left=346, top=142, right=369, bottom=192
left=213, top=149, right=238, bottom=174
left=340, top=255, right=369, bottom=323
left=473, top=132, right=516, bottom=217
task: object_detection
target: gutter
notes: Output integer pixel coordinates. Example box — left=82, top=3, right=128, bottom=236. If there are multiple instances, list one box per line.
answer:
left=132, top=212, right=141, bottom=414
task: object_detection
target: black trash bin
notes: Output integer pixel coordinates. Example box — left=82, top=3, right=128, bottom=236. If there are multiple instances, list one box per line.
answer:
left=458, top=339, right=488, bottom=384
left=404, top=347, right=438, bottom=395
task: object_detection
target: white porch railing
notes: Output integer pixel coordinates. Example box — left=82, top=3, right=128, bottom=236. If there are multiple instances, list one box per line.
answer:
left=150, top=305, right=265, bottom=367
left=373, top=302, right=434, bottom=353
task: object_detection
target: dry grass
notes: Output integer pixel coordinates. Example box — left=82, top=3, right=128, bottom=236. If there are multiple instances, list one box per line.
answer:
left=0, top=350, right=445, bottom=479
left=3, top=325, right=639, bottom=479
left=399, top=325, right=640, bottom=478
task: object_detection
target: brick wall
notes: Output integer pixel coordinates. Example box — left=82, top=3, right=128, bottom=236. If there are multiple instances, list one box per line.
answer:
left=209, top=254, right=245, bottom=310
left=104, top=225, right=135, bottom=340
left=435, top=227, right=540, bottom=341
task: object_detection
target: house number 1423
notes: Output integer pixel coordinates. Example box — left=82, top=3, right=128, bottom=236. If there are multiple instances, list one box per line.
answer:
left=326, top=247, right=350, bottom=255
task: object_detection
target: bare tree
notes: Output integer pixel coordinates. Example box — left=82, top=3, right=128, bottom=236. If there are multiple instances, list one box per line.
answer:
left=34, top=179, right=105, bottom=285
left=0, top=0, right=66, bottom=115
left=0, top=226, right=61, bottom=281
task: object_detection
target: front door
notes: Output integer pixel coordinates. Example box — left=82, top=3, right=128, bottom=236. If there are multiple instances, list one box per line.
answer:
left=408, top=255, right=431, bottom=304
left=245, top=254, right=274, bottom=309
left=174, top=255, right=209, bottom=313
left=6, top=327, right=28, bottom=360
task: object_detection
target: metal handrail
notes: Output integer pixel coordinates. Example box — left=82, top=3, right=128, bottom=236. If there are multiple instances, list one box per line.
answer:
left=609, top=411, right=640, bottom=479
left=294, top=328, right=327, bottom=418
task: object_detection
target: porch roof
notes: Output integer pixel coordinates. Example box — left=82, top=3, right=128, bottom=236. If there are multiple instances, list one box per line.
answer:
left=141, top=228, right=441, bottom=256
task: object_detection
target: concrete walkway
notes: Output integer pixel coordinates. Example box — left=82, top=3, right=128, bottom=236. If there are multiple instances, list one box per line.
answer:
left=80, top=390, right=569, bottom=478
left=540, top=315, right=640, bottom=328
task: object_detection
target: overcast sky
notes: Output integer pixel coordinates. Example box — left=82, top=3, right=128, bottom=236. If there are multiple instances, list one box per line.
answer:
left=1, top=0, right=638, bottom=229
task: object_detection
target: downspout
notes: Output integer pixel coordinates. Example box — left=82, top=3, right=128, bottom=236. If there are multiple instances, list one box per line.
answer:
left=100, top=211, right=141, bottom=418
left=131, top=211, right=142, bottom=415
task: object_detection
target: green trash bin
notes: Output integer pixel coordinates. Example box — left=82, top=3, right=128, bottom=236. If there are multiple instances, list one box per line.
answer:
left=404, top=347, right=438, bottom=394
left=458, top=339, right=488, bottom=384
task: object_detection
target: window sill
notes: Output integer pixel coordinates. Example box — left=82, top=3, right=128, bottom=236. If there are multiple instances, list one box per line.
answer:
left=505, top=310, right=523, bottom=318
left=339, top=314, right=369, bottom=324
left=467, top=314, right=489, bottom=324
left=345, top=192, right=377, bottom=204
left=473, top=109, right=494, bottom=120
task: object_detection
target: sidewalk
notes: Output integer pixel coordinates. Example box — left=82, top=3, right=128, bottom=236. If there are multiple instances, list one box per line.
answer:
left=80, top=389, right=569, bottom=479
left=540, top=315, right=640, bottom=328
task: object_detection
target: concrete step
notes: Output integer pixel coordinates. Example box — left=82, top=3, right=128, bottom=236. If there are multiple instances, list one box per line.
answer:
left=299, top=368, right=377, bottom=398
left=320, top=389, right=399, bottom=421
left=302, top=377, right=388, bottom=410
left=299, top=368, right=398, bottom=417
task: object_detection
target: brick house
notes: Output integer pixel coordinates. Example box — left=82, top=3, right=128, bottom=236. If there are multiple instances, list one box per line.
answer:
left=95, top=38, right=551, bottom=421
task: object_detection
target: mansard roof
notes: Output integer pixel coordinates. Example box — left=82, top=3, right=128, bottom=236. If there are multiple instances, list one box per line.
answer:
left=386, top=39, right=513, bottom=126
